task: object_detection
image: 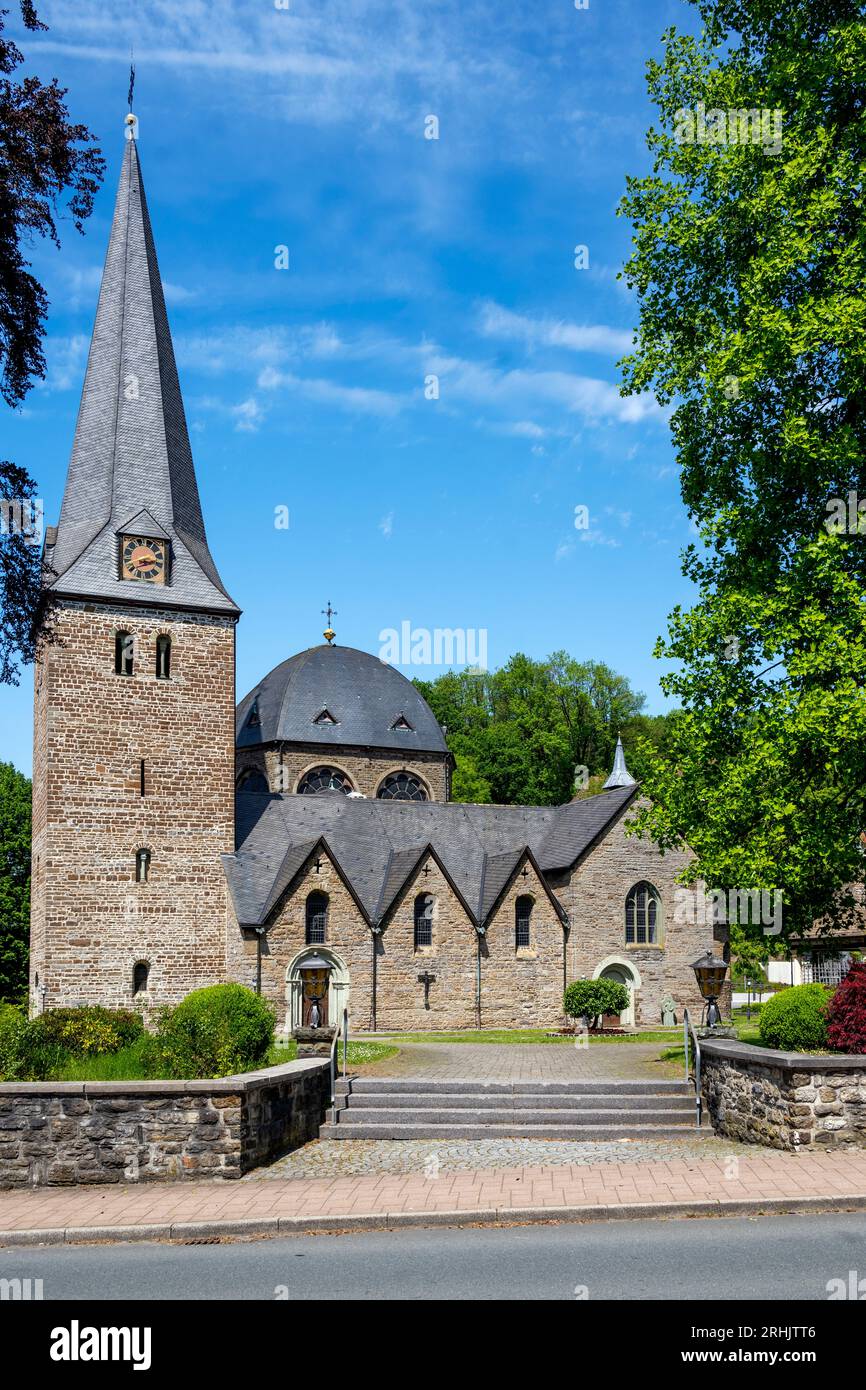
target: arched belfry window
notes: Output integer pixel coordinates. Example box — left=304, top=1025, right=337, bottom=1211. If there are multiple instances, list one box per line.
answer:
left=133, top=961, right=149, bottom=995
left=414, top=894, right=434, bottom=949
left=515, top=895, right=533, bottom=949
left=135, top=848, right=151, bottom=883
left=156, top=634, right=171, bottom=680
left=115, top=631, right=134, bottom=676
left=625, top=882, right=660, bottom=945
left=306, top=891, right=329, bottom=944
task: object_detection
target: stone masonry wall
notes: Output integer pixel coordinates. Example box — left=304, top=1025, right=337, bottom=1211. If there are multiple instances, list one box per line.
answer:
left=227, top=847, right=568, bottom=1032
left=30, top=599, right=237, bottom=1014
left=702, top=1040, right=866, bottom=1151
left=236, top=742, right=449, bottom=801
left=558, top=796, right=712, bottom=1026
left=0, top=1059, right=329, bottom=1187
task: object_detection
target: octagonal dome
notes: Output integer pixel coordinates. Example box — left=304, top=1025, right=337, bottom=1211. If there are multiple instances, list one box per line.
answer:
left=236, top=644, right=448, bottom=754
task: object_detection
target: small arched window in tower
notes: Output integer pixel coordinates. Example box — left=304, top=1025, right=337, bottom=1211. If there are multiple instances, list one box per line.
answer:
left=135, top=848, right=151, bottom=883
left=156, top=634, right=171, bottom=680
left=132, top=961, right=149, bottom=995
left=515, top=895, right=533, bottom=949
left=625, top=882, right=660, bottom=945
left=377, top=771, right=428, bottom=801
left=306, top=891, right=329, bottom=945
left=414, top=894, right=434, bottom=949
left=115, top=631, right=134, bottom=676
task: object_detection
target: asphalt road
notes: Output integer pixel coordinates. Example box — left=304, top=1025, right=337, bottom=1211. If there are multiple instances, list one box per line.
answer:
left=2, top=1214, right=866, bottom=1300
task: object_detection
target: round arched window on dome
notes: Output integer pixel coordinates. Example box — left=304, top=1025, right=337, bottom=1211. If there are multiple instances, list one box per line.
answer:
left=377, top=771, right=428, bottom=802
left=297, top=766, right=353, bottom=795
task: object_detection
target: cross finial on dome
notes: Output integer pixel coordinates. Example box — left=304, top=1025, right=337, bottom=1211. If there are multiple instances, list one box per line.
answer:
left=321, top=601, right=337, bottom=644
left=603, top=732, right=636, bottom=789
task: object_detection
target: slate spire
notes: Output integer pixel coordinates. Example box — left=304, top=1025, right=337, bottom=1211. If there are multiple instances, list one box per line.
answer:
left=47, top=124, right=238, bottom=614
left=603, top=734, right=637, bottom=789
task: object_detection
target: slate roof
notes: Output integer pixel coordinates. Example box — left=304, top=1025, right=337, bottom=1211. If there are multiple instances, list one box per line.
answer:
left=46, top=135, right=238, bottom=616
left=236, top=645, right=448, bottom=754
left=221, top=784, right=638, bottom=929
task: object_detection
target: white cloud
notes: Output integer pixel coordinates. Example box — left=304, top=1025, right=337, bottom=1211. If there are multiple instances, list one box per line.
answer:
left=478, top=301, right=633, bottom=357
left=379, top=511, right=394, bottom=538
left=257, top=365, right=402, bottom=416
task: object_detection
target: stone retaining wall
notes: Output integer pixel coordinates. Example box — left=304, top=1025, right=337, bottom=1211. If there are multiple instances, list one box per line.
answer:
left=701, top=1039, right=866, bottom=1151
left=0, top=1058, right=330, bottom=1187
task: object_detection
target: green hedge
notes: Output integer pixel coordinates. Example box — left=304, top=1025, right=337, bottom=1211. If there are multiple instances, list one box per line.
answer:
left=0, top=1003, right=26, bottom=1080
left=150, top=984, right=275, bottom=1079
left=563, top=978, right=630, bottom=1028
left=758, top=983, right=831, bottom=1052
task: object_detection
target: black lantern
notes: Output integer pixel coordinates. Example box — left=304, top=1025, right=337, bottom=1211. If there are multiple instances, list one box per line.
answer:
left=691, top=950, right=728, bottom=1026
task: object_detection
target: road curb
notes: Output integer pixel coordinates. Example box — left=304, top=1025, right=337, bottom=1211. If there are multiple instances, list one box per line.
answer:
left=2, top=1191, right=866, bottom=1246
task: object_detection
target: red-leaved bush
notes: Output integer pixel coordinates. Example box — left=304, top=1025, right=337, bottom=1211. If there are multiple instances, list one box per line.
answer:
left=825, top=962, right=866, bottom=1054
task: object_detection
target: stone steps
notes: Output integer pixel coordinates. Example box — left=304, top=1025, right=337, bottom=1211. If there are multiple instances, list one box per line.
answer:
left=321, top=1077, right=704, bottom=1141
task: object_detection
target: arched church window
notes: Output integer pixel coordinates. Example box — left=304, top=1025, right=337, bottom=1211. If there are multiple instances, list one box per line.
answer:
left=377, top=771, right=428, bottom=801
left=297, top=767, right=353, bottom=795
left=156, top=634, right=171, bottom=680
left=625, top=882, right=660, bottom=945
left=515, top=895, right=533, bottom=949
left=135, top=848, right=151, bottom=883
left=414, top=894, right=434, bottom=949
left=115, top=631, right=134, bottom=677
left=306, top=892, right=329, bottom=944
left=237, top=769, right=269, bottom=794
left=132, top=961, right=149, bottom=994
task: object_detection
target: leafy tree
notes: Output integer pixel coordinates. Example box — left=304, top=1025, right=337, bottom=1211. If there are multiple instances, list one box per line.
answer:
left=0, top=760, right=30, bottom=1001
left=0, top=3, right=104, bottom=683
left=620, top=0, right=866, bottom=938
left=563, top=978, right=631, bottom=1029
left=417, top=652, right=661, bottom=806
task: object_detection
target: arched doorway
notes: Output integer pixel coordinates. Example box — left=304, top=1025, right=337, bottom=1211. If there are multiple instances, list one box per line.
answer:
left=286, top=948, right=349, bottom=1033
left=592, top=956, right=641, bottom=1028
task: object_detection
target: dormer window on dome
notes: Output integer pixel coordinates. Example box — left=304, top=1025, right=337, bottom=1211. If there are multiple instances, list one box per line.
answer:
left=247, top=699, right=261, bottom=728
left=313, top=708, right=339, bottom=726
left=390, top=713, right=414, bottom=732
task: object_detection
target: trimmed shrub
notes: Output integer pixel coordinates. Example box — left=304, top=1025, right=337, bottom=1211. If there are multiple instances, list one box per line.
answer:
left=0, top=1003, right=26, bottom=1080
left=758, top=983, right=831, bottom=1052
left=564, top=978, right=630, bottom=1029
left=825, top=961, right=866, bottom=1054
left=151, top=984, right=275, bottom=1079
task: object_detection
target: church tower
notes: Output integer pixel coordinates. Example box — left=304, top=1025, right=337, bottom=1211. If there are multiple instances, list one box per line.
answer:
left=29, top=118, right=240, bottom=1014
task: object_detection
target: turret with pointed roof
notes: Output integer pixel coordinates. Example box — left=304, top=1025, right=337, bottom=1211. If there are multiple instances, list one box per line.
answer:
left=46, top=128, right=238, bottom=615
left=603, top=734, right=636, bottom=789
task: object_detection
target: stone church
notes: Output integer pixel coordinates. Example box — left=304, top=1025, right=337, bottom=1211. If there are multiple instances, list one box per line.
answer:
left=29, top=127, right=716, bottom=1033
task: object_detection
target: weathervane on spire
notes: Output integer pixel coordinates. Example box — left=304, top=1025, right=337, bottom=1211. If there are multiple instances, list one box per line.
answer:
left=125, top=52, right=138, bottom=141
left=322, top=602, right=337, bottom=645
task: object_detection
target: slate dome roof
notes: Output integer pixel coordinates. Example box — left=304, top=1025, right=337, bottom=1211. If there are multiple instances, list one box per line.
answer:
left=236, top=645, right=449, bottom=755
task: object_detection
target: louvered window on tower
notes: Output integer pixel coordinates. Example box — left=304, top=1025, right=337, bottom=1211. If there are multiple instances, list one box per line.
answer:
left=115, top=631, right=134, bottom=676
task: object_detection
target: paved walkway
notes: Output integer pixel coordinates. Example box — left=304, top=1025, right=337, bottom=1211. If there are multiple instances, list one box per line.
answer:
left=2, top=1150, right=866, bottom=1245
left=354, top=1039, right=674, bottom=1081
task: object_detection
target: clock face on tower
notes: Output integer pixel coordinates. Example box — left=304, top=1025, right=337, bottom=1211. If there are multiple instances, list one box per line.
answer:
left=120, top=535, right=167, bottom=584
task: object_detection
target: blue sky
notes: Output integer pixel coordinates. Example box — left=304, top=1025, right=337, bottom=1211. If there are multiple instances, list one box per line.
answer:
left=1, top=0, right=701, bottom=774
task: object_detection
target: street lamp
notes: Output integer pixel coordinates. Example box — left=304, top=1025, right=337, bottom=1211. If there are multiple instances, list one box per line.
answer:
left=691, top=950, right=728, bottom=1026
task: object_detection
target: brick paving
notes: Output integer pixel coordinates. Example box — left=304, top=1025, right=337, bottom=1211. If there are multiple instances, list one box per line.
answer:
left=1, top=1150, right=865, bottom=1241
left=355, top=1039, right=675, bottom=1081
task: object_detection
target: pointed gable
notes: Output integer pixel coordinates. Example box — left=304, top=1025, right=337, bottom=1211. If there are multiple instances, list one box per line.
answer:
left=47, top=135, right=238, bottom=616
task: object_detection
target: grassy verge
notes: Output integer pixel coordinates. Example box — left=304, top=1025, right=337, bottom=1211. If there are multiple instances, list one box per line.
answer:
left=359, top=1028, right=683, bottom=1045
left=42, top=1038, right=398, bottom=1081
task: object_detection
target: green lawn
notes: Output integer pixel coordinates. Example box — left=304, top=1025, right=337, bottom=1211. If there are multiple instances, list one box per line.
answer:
left=359, top=1028, right=683, bottom=1046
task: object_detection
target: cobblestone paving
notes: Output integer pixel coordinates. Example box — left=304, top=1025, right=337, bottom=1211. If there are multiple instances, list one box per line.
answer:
left=249, top=1134, right=755, bottom=1180
left=354, top=1040, right=675, bottom=1081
